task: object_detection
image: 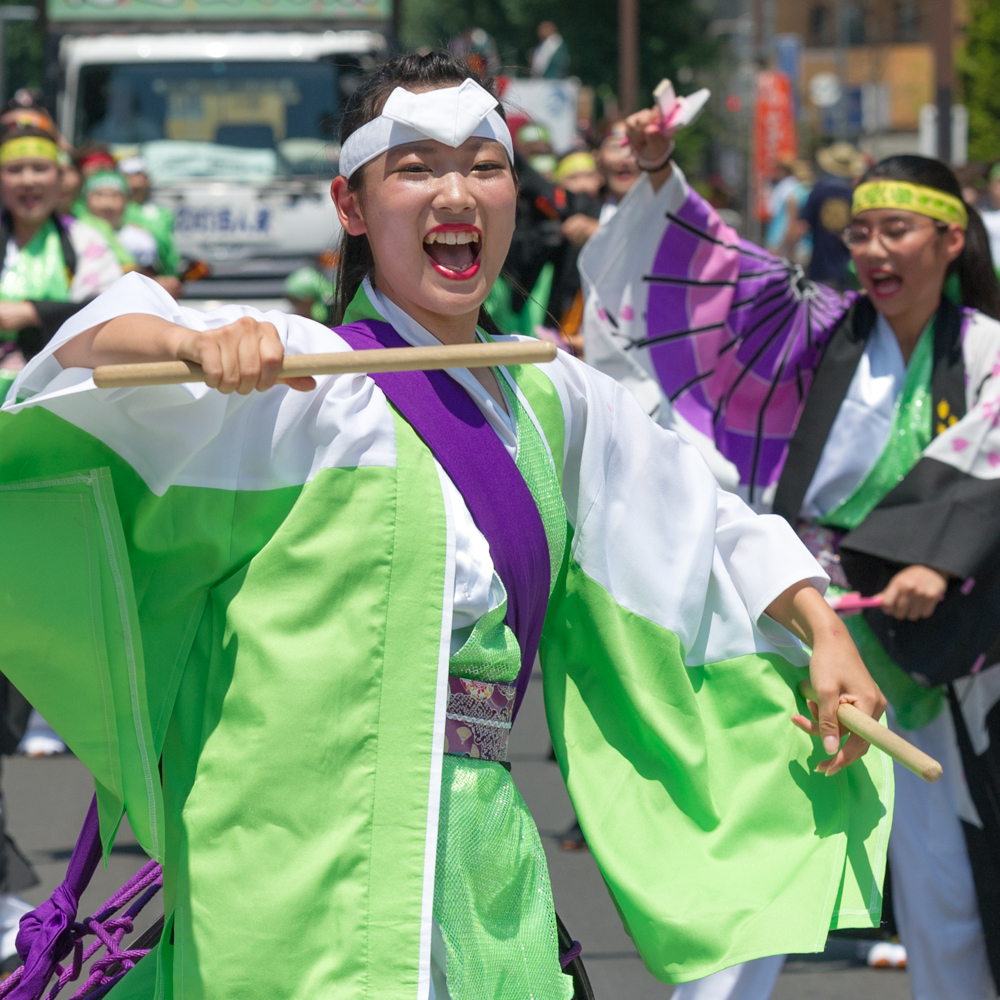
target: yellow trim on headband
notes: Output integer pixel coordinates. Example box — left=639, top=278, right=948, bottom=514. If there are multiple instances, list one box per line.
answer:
left=0, top=136, right=60, bottom=166
left=852, top=180, right=968, bottom=229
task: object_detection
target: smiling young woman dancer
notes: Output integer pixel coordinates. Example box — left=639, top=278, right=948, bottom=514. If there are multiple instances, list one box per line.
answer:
left=582, top=106, right=1000, bottom=1000
left=0, top=127, right=121, bottom=380
left=0, top=55, right=888, bottom=1000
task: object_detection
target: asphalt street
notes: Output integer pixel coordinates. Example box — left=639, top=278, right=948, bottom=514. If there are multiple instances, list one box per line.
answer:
left=2, top=672, right=911, bottom=999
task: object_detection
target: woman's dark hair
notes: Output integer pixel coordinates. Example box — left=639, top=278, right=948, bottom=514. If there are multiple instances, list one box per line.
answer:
left=859, top=154, right=1000, bottom=319
left=333, top=51, right=511, bottom=330
left=0, top=124, right=58, bottom=147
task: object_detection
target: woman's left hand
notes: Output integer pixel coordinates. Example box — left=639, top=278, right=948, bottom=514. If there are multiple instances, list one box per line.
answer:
left=767, top=581, right=886, bottom=776
left=795, top=630, right=886, bottom=776
left=878, top=565, right=947, bottom=621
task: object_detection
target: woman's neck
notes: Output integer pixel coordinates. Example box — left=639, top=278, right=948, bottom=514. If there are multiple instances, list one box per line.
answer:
left=884, top=296, right=939, bottom=364
left=368, top=274, right=508, bottom=410
left=12, top=215, right=46, bottom=249
left=371, top=274, right=480, bottom=345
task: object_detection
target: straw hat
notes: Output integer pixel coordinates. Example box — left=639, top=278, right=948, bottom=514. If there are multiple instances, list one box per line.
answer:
left=816, top=141, right=865, bottom=179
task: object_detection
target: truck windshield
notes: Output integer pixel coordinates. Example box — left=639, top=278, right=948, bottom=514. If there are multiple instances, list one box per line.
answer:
left=75, top=61, right=346, bottom=180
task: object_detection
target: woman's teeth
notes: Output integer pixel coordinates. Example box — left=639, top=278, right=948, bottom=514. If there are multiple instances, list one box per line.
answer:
left=423, top=230, right=481, bottom=273
left=423, top=230, right=479, bottom=245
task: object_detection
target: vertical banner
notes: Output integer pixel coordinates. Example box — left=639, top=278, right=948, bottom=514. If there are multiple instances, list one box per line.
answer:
left=753, top=70, right=798, bottom=221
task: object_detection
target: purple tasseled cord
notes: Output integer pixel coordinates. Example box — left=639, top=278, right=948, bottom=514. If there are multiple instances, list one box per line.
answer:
left=0, top=798, right=162, bottom=1000
left=558, top=941, right=582, bottom=969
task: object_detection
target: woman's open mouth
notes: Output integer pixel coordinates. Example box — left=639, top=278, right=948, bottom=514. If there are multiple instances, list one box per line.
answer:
left=423, top=225, right=482, bottom=281
left=869, top=271, right=903, bottom=299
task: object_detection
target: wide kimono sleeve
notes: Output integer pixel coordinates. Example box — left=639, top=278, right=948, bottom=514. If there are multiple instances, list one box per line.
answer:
left=578, top=166, right=854, bottom=500
left=0, top=273, right=400, bottom=853
left=533, top=351, right=893, bottom=984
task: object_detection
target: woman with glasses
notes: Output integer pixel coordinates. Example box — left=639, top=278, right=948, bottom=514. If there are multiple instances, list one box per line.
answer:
left=582, top=118, right=1000, bottom=1000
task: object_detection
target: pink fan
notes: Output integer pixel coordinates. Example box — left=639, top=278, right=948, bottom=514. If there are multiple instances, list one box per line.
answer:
left=653, top=79, right=711, bottom=135
left=828, top=592, right=883, bottom=614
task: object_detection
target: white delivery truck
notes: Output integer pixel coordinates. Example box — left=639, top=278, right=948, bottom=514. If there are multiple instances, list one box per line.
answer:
left=49, top=0, right=389, bottom=299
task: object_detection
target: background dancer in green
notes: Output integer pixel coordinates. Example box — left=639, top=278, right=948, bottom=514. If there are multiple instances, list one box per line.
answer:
left=0, top=127, right=121, bottom=393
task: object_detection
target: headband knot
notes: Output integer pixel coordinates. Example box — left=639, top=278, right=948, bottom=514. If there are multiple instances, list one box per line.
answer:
left=338, top=80, right=514, bottom=180
left=852, top=180, right=968, bottom=229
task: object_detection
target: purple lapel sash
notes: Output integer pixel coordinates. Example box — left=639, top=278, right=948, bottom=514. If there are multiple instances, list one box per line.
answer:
left=334, top=320, right=550, bottom=717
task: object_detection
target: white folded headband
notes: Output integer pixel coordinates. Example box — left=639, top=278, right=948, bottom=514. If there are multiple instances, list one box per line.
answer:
left=338, top=78, right=515, bottom=180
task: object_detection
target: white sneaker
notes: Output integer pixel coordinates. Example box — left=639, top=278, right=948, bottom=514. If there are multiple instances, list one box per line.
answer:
left=866, top=941, right=907, bottom=968
left=0, top=895, right=32, bottom=962
left=17, top=711, right=66, bottom=757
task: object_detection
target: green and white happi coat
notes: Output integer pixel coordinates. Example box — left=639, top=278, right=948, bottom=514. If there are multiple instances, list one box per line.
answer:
left=0, top=273, right=892, bottom=1000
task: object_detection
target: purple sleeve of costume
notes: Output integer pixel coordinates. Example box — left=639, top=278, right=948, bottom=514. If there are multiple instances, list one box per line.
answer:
left=642, top=185, right=855, bottom=494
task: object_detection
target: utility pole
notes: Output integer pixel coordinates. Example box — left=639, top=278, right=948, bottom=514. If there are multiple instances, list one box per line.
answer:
left=618, top=0, right=638, bottom=114
left=0, top=6, right=38, bottom=109
left=391, top=0, right=403, bottom=52
left=932, top=0, right=953, bottom=163
left=834, top=0, right=848, bottom=139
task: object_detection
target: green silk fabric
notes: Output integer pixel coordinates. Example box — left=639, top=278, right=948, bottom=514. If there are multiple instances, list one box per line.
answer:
left=818, top=320, right=944, bottom=729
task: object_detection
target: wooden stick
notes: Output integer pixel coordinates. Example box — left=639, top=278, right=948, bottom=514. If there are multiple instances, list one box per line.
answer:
left=798, top=680, right=942, bottom=782
left=92, top=340, right=558, bottom=390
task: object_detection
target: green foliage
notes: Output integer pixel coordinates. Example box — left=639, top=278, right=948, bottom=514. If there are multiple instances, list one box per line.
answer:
left=0, top=2, right=44, bottom=99
left=961, top=0, right=1000, bottom=164
left=400, top=0, right=717, bottom=104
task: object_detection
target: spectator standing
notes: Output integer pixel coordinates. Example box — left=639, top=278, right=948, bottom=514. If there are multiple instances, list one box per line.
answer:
left=796, top=142, right=864, bottom=290
left=530, top=21, right=569, bottom=79
left=766, top=158, right=811, bottom=254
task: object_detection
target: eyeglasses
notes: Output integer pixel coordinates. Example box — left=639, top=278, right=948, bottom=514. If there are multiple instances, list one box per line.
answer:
left=841, top=218, right=948, bottom=249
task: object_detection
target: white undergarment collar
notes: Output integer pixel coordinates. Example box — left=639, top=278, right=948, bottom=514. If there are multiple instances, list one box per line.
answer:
left=338, top=79, right=514, bottom=179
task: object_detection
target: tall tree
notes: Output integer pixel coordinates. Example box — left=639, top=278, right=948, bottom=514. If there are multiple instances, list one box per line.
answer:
left=961, top=0, right=1000, bottom=164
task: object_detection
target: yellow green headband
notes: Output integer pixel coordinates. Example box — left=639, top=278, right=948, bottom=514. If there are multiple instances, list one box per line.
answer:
left=852, top=180, right=968, bottom=229
left=0, top=136, right=60, bottom=167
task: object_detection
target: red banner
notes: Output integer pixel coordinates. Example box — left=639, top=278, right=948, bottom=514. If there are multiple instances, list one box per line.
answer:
left=753, top=70, right=797, bottom=221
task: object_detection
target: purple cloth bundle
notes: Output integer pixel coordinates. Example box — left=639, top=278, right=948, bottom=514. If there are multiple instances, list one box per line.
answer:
left=0, top=798, right=162, bottom=1000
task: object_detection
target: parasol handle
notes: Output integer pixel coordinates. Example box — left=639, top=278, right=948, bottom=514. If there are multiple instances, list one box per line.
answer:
left=92, top=340, right=557, bottom=390
left=798, top=679, right=943, bottom=783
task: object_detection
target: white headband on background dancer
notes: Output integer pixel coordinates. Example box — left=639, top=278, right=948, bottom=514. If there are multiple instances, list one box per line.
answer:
left=337, top=79, right=515, bottom=180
